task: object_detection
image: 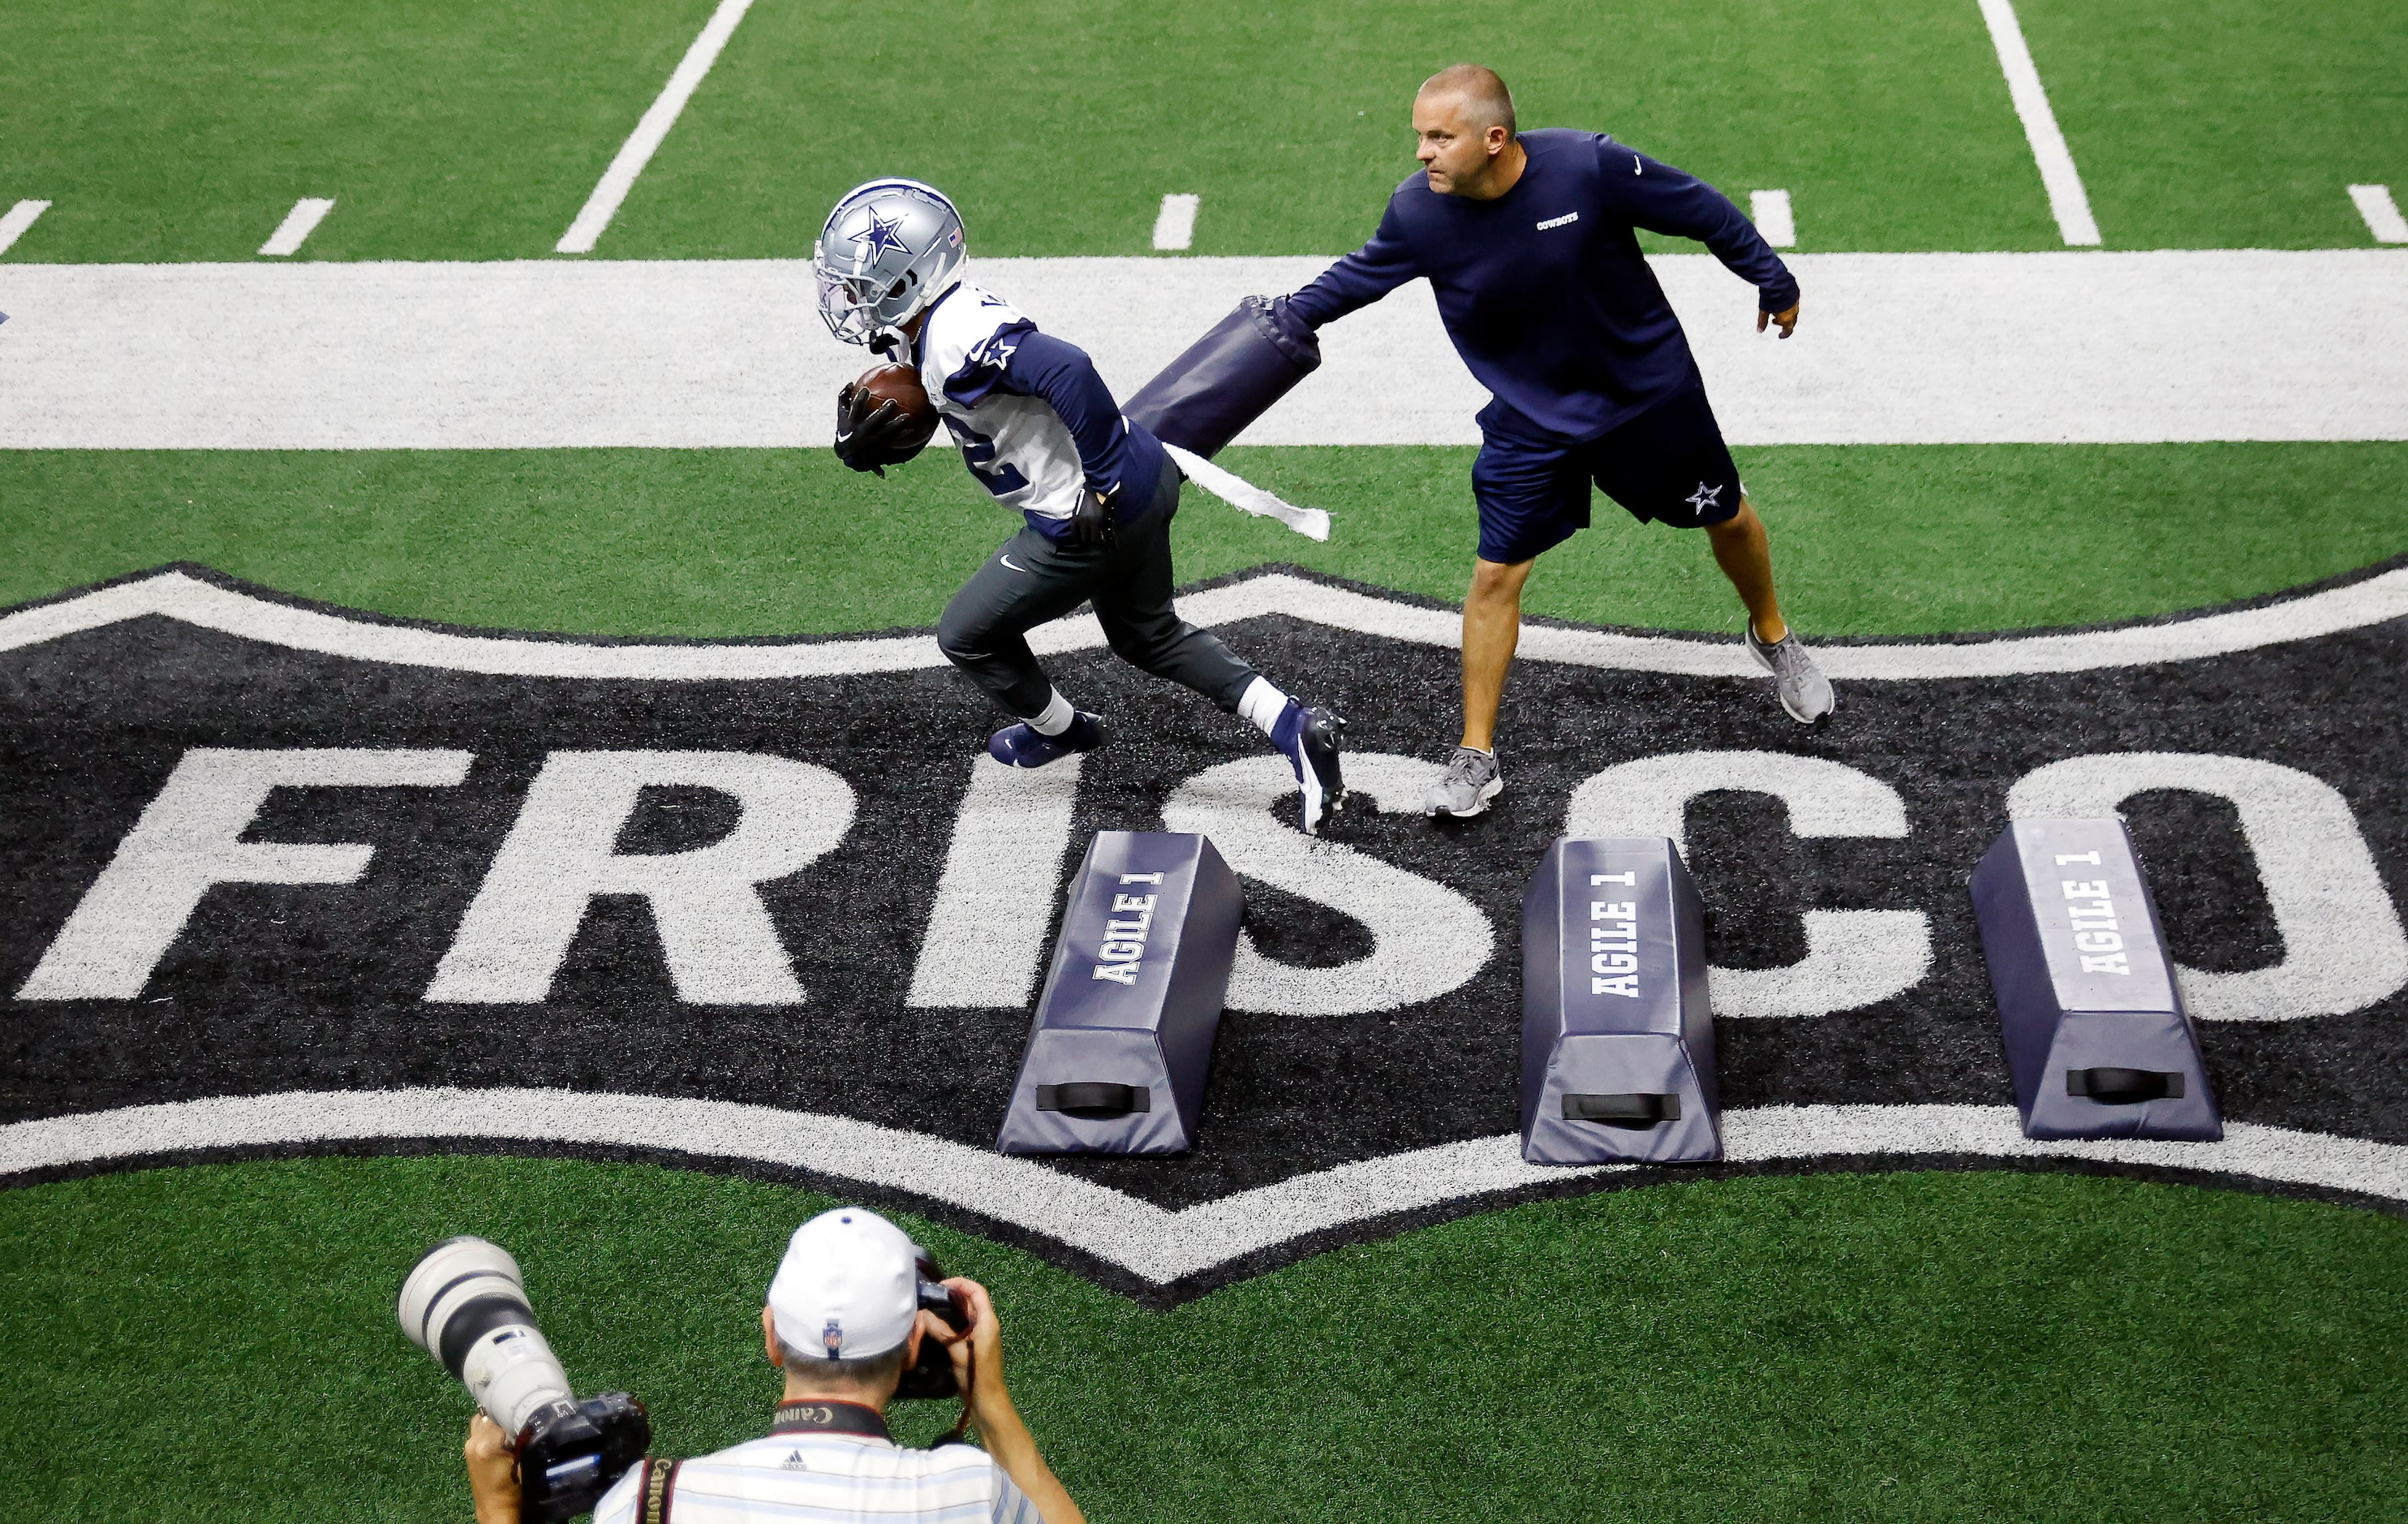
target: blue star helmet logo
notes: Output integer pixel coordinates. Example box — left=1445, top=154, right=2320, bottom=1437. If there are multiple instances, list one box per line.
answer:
left=852, top=209, right=912, bottom=260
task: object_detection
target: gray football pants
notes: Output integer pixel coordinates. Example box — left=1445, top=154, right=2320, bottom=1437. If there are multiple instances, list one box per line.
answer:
left=936, top=474, right=1258, bottom=720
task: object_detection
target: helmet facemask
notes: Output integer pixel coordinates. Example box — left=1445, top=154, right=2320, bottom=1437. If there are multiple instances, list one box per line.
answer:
left=811, top=179, right=967, bottom=349
left=814, top=260, right=908, bottom=347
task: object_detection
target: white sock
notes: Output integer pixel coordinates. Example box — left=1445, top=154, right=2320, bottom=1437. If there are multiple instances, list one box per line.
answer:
left=1027, top=689, right=1076, bottom=737
left=1236, top=677, right=1291, bottom=738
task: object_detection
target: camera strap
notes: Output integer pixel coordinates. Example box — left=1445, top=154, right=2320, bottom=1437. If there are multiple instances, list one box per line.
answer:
left=636, top=1457, right=681, bottom=1524
left=771, top=1399, right=892, bottom=1440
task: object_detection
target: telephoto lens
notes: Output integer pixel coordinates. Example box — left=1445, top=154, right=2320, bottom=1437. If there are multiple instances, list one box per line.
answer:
left=398, top=1236, right=651, bottom=1523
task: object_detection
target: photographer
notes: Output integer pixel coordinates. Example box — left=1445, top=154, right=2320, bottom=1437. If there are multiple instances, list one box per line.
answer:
left=462, top=1208, right=1084, bottom=1524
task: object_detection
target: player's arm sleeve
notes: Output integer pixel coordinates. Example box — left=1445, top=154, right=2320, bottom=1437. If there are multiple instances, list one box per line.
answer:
left=1284, top=200, right=1421, bottom=329
left=985, top=329, right=1146, bottom=499
left=1600, top=140, right=1800, bottom=314
left=941, top=315, right=1040, bottom=407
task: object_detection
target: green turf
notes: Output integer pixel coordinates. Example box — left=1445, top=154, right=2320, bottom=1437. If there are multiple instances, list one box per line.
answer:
left=15, top=0, right=2396, bottom=261
left=2023, top=0, right=2408, bottom=249
left=2, top=443, right=2401, bottom=639
left=3, top=1156, right=2402, bottom=1522
left=0, top=0, right=722, bottom=263
left=627, top=0, right=2056, bottom=260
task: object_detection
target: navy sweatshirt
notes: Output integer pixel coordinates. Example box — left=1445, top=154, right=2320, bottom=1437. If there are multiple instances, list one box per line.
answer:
left=1287, top=128, right=1799, bottom=442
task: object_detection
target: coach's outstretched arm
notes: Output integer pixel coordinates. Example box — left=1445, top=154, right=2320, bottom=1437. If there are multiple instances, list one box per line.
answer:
left=1282, top=205, right=1422, bottom=331
left=1594, top=141, right=1801, bottom=335
left=940, top=1276, right=1086, bottom=1524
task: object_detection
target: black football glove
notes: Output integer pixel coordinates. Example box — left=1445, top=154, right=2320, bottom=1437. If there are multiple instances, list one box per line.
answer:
left=833, top=383, right=925, bottom=476
left=1069, top=488, right=1116, bottom=549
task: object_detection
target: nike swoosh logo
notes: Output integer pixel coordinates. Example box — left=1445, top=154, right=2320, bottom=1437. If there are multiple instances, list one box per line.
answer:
left=1000, top=555, right=1027, bottom=572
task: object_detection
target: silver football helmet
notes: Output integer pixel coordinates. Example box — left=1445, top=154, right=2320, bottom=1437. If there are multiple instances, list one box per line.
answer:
left=814, top=179, right=966, bottom=348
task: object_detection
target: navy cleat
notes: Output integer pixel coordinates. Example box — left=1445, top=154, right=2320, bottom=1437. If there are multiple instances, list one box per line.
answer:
left=1271, top=700, right=1347, bottom=835
left=988, top=711, right=1108, bottom=768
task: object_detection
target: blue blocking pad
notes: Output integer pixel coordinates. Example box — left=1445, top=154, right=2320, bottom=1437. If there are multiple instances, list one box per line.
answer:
left=1123, top=296, right=1322, bottom=459
left=1971, top=818, right=2222, bottom=1141
left=996, top=832, right=1242, bottom=1156
left=1521, top=837, right=1722, bottom=1165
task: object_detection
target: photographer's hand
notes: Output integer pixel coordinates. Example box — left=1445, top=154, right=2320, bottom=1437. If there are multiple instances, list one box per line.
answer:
left=937, top=1276, right=1086, bottom=1524
left=464, top=1413, right=521, bottom=1524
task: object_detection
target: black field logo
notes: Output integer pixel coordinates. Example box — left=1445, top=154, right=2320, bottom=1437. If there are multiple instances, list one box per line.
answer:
left=3, top=565, right=2406, bottom=1297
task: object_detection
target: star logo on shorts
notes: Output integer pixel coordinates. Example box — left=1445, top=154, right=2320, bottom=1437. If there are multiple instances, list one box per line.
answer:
left=852, top=209, right=911, bottom=260
left=1685, top=482, right=1723, bottom=515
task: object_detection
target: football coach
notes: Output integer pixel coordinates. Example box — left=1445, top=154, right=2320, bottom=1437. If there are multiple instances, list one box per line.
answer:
left=1279, top=64, right=1832, bottom=818
left=462, top=1208, right=1083, bottom=1524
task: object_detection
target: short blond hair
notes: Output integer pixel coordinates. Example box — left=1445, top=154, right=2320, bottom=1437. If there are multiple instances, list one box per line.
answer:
left=1419, top=63, right=1516, bottom=136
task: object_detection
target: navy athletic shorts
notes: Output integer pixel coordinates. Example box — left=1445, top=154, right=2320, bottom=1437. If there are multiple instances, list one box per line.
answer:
left=1471, top=383, right=1744, bottom=565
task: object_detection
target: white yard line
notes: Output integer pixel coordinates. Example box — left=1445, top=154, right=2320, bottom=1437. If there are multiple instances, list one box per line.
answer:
left=2348, top=184, right=2408, bottom=245
left=256, top=198, right=336, bottom=257
left=1151, top=193, right=1201, bottom=252
left=1750, top=190, right=1796, bottom=248
left=0, top=199, right=50, bottom=256
left=555, top=0, right=758, bottom=255
left=1975, top=0, right=2101, bottom=247
left=1, top=252, right=2402, bottom=447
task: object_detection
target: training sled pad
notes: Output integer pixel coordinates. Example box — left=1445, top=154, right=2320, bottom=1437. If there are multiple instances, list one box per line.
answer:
left=1971, top=818, right=2222, bottom=1141
left=996, top=831, right=1242, bottom=1155
left=1522, top=837, right=1722, bottom=1165
left=1123, top=295, right=1322, bottom=459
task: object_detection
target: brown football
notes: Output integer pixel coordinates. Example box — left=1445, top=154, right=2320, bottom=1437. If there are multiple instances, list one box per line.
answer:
left=851, top=363, right=940, bottom=451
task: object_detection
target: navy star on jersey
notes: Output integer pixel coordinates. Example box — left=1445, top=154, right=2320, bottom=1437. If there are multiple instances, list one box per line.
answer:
left=854, top=209, right=912, bottom=259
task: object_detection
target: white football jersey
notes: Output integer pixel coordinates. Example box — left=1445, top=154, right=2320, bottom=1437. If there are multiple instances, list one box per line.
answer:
left=913, top=279, right=1086, bottom=524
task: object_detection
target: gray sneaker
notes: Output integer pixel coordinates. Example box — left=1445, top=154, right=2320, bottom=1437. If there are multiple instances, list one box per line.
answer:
left=1744, top=622, right=1836, bottom=723
left=1424, top=746, right=1503, bottom=817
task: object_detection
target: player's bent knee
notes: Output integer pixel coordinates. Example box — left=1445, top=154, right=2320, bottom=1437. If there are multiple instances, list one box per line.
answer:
left=1101, top=614, right=1183, bottom=665
left=1103, top=631, right=1174, bottom=671
left=935, top=611, right=994, bottom=667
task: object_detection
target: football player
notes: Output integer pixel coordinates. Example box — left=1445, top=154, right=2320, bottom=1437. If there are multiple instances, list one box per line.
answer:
left=815, top=179, right=1348, bottom=833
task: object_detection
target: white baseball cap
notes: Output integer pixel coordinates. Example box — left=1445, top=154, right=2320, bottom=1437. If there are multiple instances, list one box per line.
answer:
left=767, top=1207, right=920, bottom=1361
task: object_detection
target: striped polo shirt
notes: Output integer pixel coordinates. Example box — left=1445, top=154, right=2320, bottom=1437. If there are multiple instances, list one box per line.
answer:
left=591, top=1431, right=1037, bottom=1524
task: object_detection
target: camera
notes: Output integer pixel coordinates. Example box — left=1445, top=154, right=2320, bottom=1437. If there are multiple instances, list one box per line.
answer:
left=399, top=1236, right=651, bottom=1523
left=897, top=1246, right=972, bottom=1400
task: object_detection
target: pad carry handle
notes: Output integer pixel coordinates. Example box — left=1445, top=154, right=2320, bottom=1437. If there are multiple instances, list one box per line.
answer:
left=2066, top=1067, right=2184, bottom=1103
left=1037, top=1083, right=1150, bottom=1117
left=1562, top=1092, right=1683, bottom=1127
